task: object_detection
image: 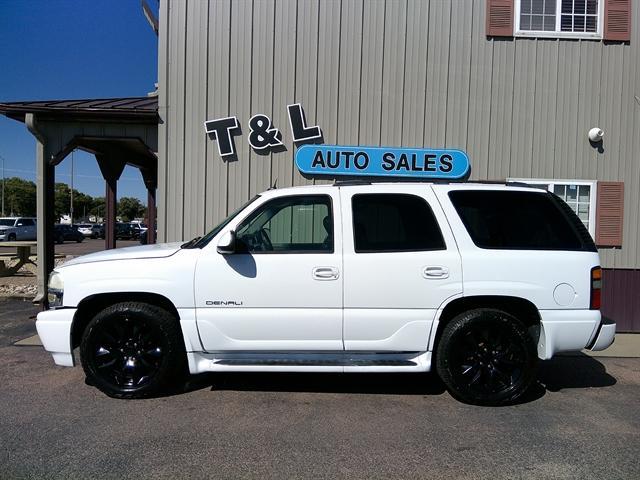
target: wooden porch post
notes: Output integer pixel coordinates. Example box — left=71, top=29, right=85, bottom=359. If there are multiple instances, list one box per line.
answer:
left=97, top=156, right=126, bottom=250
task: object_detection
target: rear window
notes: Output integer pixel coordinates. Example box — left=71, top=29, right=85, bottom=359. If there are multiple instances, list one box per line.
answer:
left=448, top=190, right=596, bottom=251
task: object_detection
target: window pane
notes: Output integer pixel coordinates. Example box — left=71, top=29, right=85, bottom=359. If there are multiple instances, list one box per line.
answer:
left=574, top=15, right=585, bottom=31
left=553, top=184, right=566, bottom=197
left=531, top=14, right=544, bottom=30
left=566, top=184, right=578, bottom=202
left=586, top=0, right=598, bottom=15
left=561, top=0, right=573, bottom=14
left=522, top=0, right=532, bottom=14
left=448, top=190, right=592, bottom=251
left=520, top=14, right=532, bottom=30
left=561, top=14, right=573, bottom=30
left=237, top=195, right=333, bottom=253
left=578, top=185, right=591, bottom=202
left=352, top=194, right=445, bottom=253
left=586, top=15, right=597, bottom=32
left=544, top=15, right=556, bottom=30
left=531, top=0, right=544, bottom=14
left=574, top=0, right=586, bottom=14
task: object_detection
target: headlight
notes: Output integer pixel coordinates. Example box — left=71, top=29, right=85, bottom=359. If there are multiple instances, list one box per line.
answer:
left=47, top=271, right=64, bottom=308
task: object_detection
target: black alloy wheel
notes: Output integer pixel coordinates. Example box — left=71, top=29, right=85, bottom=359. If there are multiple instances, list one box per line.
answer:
left=436, top=309, right=537, bottom=406
left=80, top=302, right=186, bottom=398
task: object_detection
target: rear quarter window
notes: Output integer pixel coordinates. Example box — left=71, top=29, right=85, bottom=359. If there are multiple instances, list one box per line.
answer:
left=448, top=190, right=596, bottom=252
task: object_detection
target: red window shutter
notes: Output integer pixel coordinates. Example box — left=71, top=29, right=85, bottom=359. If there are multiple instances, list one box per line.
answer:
left=486, top=0, right=514, bottom=37
left=595, top=181, right=624, bottom=247
left=604, top=0, right=631, bottom=41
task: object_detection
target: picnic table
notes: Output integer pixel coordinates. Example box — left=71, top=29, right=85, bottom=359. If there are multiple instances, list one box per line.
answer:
left=0, top=241, right=38, bottom=276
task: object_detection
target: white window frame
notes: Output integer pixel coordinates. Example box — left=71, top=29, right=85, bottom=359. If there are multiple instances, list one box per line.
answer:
left=514, top=0, right=604, bottom=39
left=508, top=178, right=598, bottom=237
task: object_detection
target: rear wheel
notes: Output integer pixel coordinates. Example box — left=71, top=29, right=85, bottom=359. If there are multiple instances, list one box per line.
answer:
left=80, top=302, right=186, bottom=399
left=436, top=309, right=537, bottom=406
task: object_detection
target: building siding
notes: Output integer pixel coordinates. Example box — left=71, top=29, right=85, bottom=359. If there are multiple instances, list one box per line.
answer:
left=158, top=0, right=640, bottom=270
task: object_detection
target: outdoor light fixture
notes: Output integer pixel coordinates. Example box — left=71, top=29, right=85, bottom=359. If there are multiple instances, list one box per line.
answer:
left=588, top=127, right=604, bottom=143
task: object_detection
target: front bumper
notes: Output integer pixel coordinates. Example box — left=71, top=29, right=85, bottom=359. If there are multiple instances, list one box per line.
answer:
left=35, top=308, right=76, bottom=367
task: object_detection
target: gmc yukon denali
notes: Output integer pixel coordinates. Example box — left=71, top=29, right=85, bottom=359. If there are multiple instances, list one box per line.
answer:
left=36, top=183, right=615, bottom=405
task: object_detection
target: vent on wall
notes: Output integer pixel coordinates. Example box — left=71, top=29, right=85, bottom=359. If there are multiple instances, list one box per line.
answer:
left=595, top=181, right=624, bottom=248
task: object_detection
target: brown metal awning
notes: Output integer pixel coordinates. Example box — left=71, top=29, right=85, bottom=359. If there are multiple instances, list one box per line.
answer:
left=0, top=97, right=158, bottom=123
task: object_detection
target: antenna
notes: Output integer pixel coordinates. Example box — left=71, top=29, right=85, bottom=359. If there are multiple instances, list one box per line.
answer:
left=269, top=178, right=278, bottom=190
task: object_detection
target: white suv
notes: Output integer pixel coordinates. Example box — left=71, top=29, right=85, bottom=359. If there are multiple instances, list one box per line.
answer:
left=0, top=217, right=37, bottom=241
left=36, top=183, right=615, bottom=405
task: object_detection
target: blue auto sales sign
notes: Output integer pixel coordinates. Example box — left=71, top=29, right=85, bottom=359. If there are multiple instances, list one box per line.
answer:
left=295, top=145, right=470, bottom=180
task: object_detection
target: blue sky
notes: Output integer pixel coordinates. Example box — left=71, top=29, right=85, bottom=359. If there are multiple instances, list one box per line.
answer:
left=0, top=0, right=158, bottom=203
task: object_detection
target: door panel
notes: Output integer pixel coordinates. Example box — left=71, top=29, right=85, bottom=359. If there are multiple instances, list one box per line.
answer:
left=340, top=186, right=463, bottom=351
left=195, top=192, right=343, bottom=351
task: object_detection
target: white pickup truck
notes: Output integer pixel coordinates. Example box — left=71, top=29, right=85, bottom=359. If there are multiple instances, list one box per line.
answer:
left=0, top=217, right=37, bottom=241
left=36, top=182, right=615, bottom=405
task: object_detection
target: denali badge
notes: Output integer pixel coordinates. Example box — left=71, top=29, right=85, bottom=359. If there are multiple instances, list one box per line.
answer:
left=206, top=300, right=243, bottom=306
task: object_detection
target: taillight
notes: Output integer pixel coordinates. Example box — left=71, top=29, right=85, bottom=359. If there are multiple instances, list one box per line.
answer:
left=590, top=266, right=602, bottom=310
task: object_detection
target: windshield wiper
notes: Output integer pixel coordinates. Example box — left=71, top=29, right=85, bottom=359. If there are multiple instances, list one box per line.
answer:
left=181, top=236, right=202, bottom=249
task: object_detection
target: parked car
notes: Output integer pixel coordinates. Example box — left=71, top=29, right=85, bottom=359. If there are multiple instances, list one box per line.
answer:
left=115, top=222, right=139, bottom=240
left=54, top=224, right=84, bottom=244
left=138, top=226, right=156, bottom=245
left=0, top=217, right=37, bottom=241
left=75, top=224, right=96, bottom=238
left=92, top=224, right=104, bottom=239
left=36, top=183, right=615, bottom=404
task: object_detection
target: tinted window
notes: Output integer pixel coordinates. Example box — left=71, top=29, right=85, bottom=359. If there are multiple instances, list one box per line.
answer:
left=352, top=194, right=445, bottom=253
left=236, top=195, right=333, bottom=253
left=20, top=219, right=35, bottom=226
left=449, top=190, right=595, bottom=251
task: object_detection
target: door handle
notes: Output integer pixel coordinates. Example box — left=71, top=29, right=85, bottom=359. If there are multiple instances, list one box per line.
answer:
left=312, top=266, right=340, bottom=280
left=423, top=266, right=449, bottom=279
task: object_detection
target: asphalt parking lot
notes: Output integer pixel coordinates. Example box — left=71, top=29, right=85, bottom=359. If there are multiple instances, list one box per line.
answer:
left=1, top=298, right=639, bottom=479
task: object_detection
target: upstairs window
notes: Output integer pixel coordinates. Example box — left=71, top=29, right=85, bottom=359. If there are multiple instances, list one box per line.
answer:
left=515, top=0, right=602, bottom=37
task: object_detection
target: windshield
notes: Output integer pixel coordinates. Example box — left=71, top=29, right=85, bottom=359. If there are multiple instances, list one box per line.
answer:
left=188, top=195, right=261, bottom=249
left=0, top=219, right=15, bottom=227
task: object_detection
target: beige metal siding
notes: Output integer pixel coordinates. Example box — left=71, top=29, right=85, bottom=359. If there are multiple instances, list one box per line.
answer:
left=159, top=0, right=640, bottom=269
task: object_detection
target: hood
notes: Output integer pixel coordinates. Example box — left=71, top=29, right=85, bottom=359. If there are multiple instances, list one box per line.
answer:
left=60, top=242, right=185, bottom=268
left=0, top=225, right=12, bottom=231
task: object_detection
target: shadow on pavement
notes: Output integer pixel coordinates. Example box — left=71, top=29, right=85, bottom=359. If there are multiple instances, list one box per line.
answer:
left=178, top=353, right=616, bottom=404
left=184, top=371, right=447, bottom=396
left=537, top=353, right=617, bottom=392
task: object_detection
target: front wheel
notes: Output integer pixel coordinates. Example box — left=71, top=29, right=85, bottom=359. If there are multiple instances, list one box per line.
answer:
left=436, top=309, right=537, bottom=406
left=80, top=302, right=186, bottom=399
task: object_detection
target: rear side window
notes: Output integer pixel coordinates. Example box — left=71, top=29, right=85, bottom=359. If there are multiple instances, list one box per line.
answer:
left=352, top=194, right=445, bottom=253
left=448, top=190, right=596, bottom=251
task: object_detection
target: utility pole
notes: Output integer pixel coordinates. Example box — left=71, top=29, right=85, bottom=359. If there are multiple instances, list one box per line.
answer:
left=70, top=151, right=74, bottom=223
left=0, top=154, right=5, bottom=216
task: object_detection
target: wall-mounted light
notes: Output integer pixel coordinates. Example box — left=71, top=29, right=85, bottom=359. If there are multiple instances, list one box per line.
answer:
left=588, top=127, right=604, bottom=143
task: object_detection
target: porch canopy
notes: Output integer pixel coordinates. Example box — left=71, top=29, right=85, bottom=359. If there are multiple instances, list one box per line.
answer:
left=0, top=97, right=159, bottom=305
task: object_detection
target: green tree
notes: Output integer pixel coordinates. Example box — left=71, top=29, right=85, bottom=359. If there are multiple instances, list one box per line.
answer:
left=3, top=177, right=37, bottom=216
left=54, top=183, right=71, bottom=221
left=117, top=197, right=145, bottom=222
left=89, top=196, right=105, bottom=218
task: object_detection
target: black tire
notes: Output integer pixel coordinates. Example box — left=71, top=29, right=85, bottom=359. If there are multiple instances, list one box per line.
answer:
left=55, top=235, right=64, bottom=244
left=7, top=233, right=16, bottom=241
left=76, top=236, right=83, bottom=243
left=436, top=309, right=537, bottom=406
left=80, top=302, right=186, bottom=399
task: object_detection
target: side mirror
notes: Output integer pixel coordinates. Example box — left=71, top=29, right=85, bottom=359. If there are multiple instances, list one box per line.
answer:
left=217, top=230, right=237, bottom=254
